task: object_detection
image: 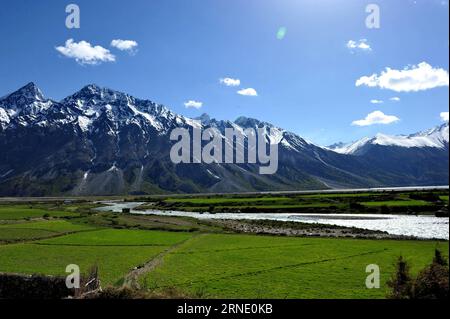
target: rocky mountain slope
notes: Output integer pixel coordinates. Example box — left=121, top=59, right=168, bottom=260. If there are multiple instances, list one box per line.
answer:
left=0, top=83, right=448, bottom=196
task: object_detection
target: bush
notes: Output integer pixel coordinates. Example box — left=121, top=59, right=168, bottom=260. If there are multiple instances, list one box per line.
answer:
left=349, top=202, right=364, bottom=210
left=387, top=256, right=413, bottom=299
left=82, top=286, right=191, bottom=299
left=433, top=249, right=448, bottom=266
left=387, top=250, right=449, bottom=299
left=414, top=250, right=449, bottom=299
left=409, top=192, right=440, bottom=202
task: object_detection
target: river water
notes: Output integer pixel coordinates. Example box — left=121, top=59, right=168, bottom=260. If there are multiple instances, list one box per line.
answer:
left=96, top=202, right=449, bottom=240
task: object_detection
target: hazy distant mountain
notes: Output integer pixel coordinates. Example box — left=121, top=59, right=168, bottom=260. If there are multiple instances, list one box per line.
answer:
left=327, top=123, right=449, bottom=155
left=0, top=83, right=448, bottom=196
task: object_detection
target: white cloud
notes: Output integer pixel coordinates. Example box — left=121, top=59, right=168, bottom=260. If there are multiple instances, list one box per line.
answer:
left=370, top=99, right=383, bottom=104
left=237, top=88, right=258, bottom=96
left=220, top=77, right=241, bottom=87
left=352, top=111, right=400, bottom=126
left=56, top=39, right=115, bottom=65
left=390, top=97, right=401, bottom=102
left=184, top=100, right=203, bottom=109
left=346, top=39, right=372, bottom=52
left=440, top=111, right=449, bottom=122
left=356, top=62, right=449, bottom=92
left=111, top=39, right=138, bottom=52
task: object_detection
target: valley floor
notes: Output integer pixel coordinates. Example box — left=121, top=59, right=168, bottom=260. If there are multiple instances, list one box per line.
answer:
left=0, top=193, right=448, bottom=299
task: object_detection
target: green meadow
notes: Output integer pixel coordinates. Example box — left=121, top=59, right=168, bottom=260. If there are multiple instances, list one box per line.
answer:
left=0, top=221, right=193, bottom=285
left=139, top=190, right=448, bottom=214
left=0, top=192, right=448, bottom=298
left=0, top=205, right=79, bottom=220
left=140, top=234, right=447, bottom=299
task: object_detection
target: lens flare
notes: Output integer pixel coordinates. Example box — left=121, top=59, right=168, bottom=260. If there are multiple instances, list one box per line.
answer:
left=276, top=27, right=287, bottom=40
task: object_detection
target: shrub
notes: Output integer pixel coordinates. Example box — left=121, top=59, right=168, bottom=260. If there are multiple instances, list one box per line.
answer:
left=409, top=192, right=440, bottom=202
left=82, top=286, right=191, bottom=299
left=433, top=249, right=448, bottom=266
left=349, top=202, right=364, bottom=210
left=414, top=250, right=449, bottom=299
left=387, top=250, right=449, bottom=299
left=387, top=256, right=413, bottom=299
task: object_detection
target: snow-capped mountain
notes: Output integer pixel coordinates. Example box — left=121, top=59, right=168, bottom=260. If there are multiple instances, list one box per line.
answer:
left=328, top=123, right=449, bottom=155
left=0, top=82, right=55, bottom=129
left=0, top=83, right=448, bottom=196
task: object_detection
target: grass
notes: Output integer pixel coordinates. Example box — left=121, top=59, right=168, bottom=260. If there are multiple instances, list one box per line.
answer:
left=0, top=228, right=59, bottom=241
left=0, top=220, right=97, bottom=232
left=36, top=228, right=193, bottom=246
left=361, top=200, right=432, bottom=207
left=0, top=192, right=448, bottom=299
left=165, top=197, right=292, bottom=204
left=0, top=243, right=166, bottom=286
left=301, top=193, right=383, bottom=198
left=146, top=190, right=448, bottom=214
left=0, top=220, right=98, bottom=242
left=0, top=205, right=78, bottom=220
left=140, top=234, right=448, bottom=299
left=76, top=212, right=222, bottom=233
left=0, top=228, right=194, bottom=285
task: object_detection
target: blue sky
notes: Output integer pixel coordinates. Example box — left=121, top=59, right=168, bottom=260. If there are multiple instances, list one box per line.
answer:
left=0, top=0, right=448, bottom=145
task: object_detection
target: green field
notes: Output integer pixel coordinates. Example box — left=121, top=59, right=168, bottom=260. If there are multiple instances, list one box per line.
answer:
left=0, top=220, right=98, bottom=242
left=36, top=228, right=193, bottom=246
left=0, top=205, right=79, bottom=220
left=140, top=234, right=447, bottom=298
left=361, top=200, right=432, bottom=207
left=139, top=190, right=449, bottom=214
left=0, top=243, right=167, bottom=286
left=0, top=194, right=448, bottom=299
left=1, top=223, right=446, bottom=297
left=0, top=227, right=194, bottom=285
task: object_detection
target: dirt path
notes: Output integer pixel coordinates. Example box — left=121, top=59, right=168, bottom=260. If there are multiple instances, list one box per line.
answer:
left=123, top=233, right=203, bottom=289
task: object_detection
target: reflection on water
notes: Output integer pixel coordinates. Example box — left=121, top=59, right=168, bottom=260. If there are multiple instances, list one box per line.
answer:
left=96, top=202, right=449, bottom=240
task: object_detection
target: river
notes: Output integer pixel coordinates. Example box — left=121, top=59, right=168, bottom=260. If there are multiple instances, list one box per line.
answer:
left=96, top=201, right=449, bottom=240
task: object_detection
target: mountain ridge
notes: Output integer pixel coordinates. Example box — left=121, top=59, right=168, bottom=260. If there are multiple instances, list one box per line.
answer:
left=0, top=83, right=448, bottom=196
left=327, top=122, right=449, bottom=155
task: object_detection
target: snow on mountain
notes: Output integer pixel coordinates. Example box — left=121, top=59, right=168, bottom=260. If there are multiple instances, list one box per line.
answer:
left=2, top=83, right=448, bottom=158
left=59, top=84, right=215, bottom=136
left=0, top=107, right=9, bottom=127
left=233, top=116, right=311, bottom=152
left=328, top=122, right=449, bottom=155
left=326, top=137, right=372, bottom=154
left=0, top=83, right=320, bottom=154
left=0, top=83, right=54, bottom=122
left=1, top=82, right=448, bottom=196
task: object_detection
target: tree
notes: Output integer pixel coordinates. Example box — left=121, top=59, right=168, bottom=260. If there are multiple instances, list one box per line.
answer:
left=414, top=249, right=449, bottom=299
left=387, top=250, right=449, bottom=299
left=433, top=249, right=448, bottom=266
left=387, top=256, right=413, bottom=299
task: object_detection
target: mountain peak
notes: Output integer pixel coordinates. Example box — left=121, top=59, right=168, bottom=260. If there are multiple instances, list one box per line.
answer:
left=234, top=116, right=278, bottom=131
left=78, top=84, right=118, bottom=96
left=234, top=116, right=261, bottom=128
left=82, top=83, right=102, bottom=92
left=195, top=113, right=211, bottom=124
left=329, top=122, right=449, bottom=155
left=11, top=82, right=45, bottom=101
left=64, top=84, right=132, bottom=108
